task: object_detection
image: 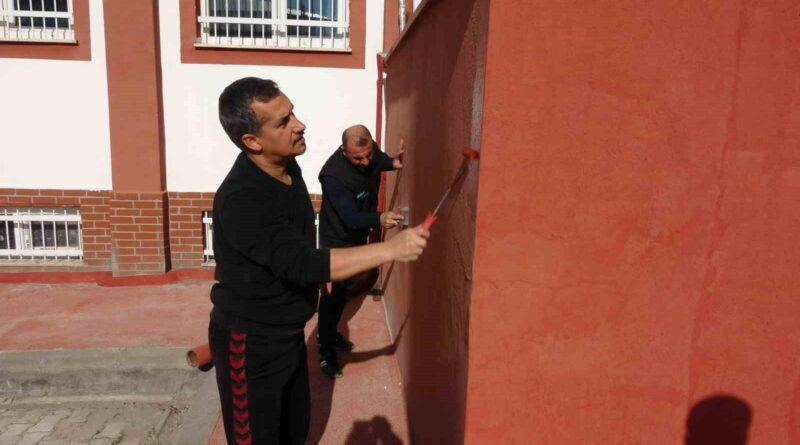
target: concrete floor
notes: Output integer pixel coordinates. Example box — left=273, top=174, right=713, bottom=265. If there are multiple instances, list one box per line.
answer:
left=0, top=280, right=409, bottom=444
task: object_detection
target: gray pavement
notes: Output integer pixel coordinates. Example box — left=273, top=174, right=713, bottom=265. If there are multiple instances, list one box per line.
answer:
left=0, top=348, right=218, bottom=445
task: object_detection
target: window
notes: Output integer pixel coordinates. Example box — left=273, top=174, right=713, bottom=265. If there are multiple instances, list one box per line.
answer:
left=0, top=0, right=75, bottom=43
left=202, top=211, right=214, bottom=263
left=197, top=0, right=349, bottom=51
left=0, top=207, right=83, bottom=260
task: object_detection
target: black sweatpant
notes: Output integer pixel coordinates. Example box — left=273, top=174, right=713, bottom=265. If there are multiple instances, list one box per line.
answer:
left=209, top=321, right=310, bottom=445
left=317, top=276, right=358, bottom=355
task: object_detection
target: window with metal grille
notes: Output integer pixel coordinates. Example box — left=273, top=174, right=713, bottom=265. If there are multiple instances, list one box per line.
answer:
left=197, top=0, right=349, bottom=51
left=0, top=0, right=75, bottom=43
left=0, top=207, right=83, bottom=260
left=202, top=211, right=214, bottom=264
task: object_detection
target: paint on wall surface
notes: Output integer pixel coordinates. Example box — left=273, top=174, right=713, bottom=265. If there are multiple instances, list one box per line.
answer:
left=382, top=0, right=488, bottom=442
left=466, top=1, right=800, bottom=443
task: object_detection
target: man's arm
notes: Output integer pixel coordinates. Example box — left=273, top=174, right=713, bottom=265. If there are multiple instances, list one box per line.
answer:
left=329, top=225, right=428, bottom=281
left=219, top=189, right=427, bottom=286
left=375, top=148, right=396, bottom=172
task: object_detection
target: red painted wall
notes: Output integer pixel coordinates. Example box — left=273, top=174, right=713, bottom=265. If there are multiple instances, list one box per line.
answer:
left=382, top=0, right=487, bottom=442
left=466, top=1, right=800, bottom=443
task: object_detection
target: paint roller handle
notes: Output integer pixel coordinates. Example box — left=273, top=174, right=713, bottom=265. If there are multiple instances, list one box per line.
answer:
left=422, top=211, right=438, bottom=230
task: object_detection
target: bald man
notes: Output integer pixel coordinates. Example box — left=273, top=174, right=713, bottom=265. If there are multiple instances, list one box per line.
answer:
left=316, top=125, right=403, bottom=378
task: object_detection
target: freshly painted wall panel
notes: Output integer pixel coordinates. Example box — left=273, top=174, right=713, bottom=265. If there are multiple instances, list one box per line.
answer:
left=466, top=1, right=800, bottom=443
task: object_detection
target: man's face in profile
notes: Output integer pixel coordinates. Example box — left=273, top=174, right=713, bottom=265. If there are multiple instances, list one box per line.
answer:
left=248, top=92, right=307, bottom=159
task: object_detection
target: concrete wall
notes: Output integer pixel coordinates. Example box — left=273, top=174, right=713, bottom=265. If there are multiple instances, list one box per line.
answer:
left=0, top=0, right=111, bottom=190
left=158, top=0, right=384, bottom=193
left=382, top=0, right=487, bottom=442
left=466, top=1, right=800, bottom=443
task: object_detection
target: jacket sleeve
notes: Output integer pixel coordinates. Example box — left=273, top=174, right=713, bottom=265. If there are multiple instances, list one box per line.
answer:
left=321, top=176, right=381, bottom=230
left=375, top=146, right=396, bottom=172
left=219, top=189, right=330, bottom=287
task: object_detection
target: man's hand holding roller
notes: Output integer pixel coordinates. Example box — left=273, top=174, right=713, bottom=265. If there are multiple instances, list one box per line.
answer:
left=329, top=224, right=429, bottom=281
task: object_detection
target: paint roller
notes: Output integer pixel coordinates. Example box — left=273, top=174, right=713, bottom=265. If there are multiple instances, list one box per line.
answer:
left=370, top=147, right=480, bottom=296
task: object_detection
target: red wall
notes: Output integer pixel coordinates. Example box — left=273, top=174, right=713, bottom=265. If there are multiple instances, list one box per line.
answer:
left=382, top=0, right=488, bottom=442
left=466, top=1, right=800, bottom=443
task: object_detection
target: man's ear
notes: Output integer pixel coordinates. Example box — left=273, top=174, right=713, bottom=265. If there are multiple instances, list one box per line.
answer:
left=372, top=140, right=380, bottom=152
left=241, top=134, right=262, bottom=153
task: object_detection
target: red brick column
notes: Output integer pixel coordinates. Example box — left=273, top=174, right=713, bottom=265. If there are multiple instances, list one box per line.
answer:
left=104, top=0, right=167, bottom=276
left=109, top=192, right=169, bottom=275
left=168, top=192, right=213, bottom=269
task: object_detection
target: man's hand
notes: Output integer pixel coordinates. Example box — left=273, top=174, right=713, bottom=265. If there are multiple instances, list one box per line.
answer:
left=392, top=139, right=404, bottom=169
left=388, top=225, right=430, bottom=262
left=380, top=210, right=404, bottom=229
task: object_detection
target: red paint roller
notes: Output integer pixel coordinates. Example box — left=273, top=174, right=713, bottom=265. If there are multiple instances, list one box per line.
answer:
left=422, top=148, right=480, bottom=230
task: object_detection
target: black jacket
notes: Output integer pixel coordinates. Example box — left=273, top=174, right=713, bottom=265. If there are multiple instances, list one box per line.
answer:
left=318, top=145, right=395, bottom=248
left=210, top=153, right=330, bottom=332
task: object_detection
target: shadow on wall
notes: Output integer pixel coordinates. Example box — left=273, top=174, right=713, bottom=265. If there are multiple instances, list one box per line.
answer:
left=345, top=416, right=403, bottom=445
left=685, top=394, right=752, bottom=445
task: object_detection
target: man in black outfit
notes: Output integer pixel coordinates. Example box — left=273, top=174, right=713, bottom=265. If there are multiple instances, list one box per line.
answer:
left=317, top=125, right=404, bottom=379
left=209, top=77, right=429, bottom=445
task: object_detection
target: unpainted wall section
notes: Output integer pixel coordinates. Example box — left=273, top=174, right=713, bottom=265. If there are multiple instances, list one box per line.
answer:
left=158, top=0, right=385, bottom=194
left=467, top=1, right=800, bottom=443
left=382, top=0, right=487, bottom=442
left=0, top=0, right=111, bottom=190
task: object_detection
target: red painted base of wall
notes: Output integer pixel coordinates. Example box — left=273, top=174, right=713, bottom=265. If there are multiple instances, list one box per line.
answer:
left=0, top=268, right=213, bottom=287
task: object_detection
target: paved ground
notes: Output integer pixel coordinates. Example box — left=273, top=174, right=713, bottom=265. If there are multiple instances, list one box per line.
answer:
left=0, top=280, right=409, bottom=444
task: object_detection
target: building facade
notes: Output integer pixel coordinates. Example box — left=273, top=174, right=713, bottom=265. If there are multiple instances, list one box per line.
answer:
left=1, top=0, right=387, bottom=277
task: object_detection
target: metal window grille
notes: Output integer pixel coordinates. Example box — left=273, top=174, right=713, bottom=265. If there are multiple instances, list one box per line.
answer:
left=0, top=207, right=83, bottom=260
left=201, top=211, right=321, bottom=263
left=202, top=211, right=214, bottom=263
left=0, top=0, right=75, bottom=43
left=197, top=0, right=349, bottom=51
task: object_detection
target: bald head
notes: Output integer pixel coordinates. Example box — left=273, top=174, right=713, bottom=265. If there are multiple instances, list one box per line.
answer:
left=341, top=125, right=373, bottom=150
left=340, top=124, right=375, bottom=169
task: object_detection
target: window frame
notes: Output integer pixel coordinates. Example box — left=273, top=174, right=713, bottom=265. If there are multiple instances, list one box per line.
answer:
left=0, top=0, right=76, bottom=44
left=195, top=0, right=351, bottom=52
left=0, top=0, right=90, bottom=61
left=180, top=0, right=365, bottom=69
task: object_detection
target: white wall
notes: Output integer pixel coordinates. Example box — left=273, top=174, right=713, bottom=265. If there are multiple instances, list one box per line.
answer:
left=159, top=1, right=385, bottom=194
left=0, top=0, right=111, bottom=190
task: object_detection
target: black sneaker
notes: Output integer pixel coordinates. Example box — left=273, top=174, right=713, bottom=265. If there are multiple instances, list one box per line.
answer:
left=320, top=353, right=343, bottom=379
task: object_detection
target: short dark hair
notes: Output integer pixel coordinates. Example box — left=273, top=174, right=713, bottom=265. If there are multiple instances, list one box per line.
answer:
left=218, top=77, right=281, bottom=150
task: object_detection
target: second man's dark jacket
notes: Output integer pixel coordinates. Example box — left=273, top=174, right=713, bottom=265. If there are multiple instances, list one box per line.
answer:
left=318, top=144, right=395, bottom=248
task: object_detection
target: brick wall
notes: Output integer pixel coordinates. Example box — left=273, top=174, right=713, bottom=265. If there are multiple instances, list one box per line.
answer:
left=168, top=192, right=213, bottom=269
left=109, top=192, right=169, bottom=276
left=1, top=188, right=323, bottom=274
left=0, top=188, right=112, bottom=269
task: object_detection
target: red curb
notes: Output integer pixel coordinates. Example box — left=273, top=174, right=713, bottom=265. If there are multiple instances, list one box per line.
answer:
left=0, top=268, right=214, bottom=287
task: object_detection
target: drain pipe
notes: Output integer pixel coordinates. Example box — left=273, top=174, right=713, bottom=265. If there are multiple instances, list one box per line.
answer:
left=374, top=52, right=387, bottom=236
left=376, top=53, right=385, bottom=149
left=398, top=0, right=406, bottom=32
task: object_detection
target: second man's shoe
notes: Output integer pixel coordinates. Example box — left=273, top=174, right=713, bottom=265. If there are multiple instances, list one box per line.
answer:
left=320, top=353, right=343, bottom=379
